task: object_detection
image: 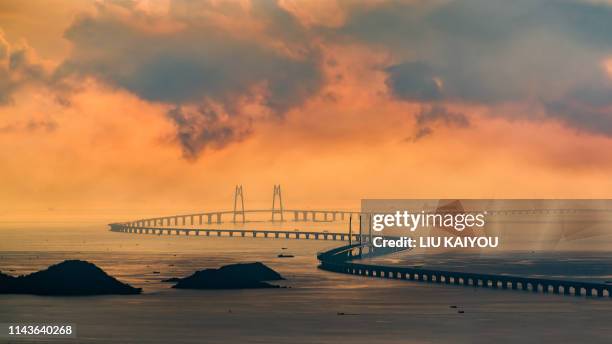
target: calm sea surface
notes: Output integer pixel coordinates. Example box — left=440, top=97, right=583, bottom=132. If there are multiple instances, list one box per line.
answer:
left=1, top=225, right=611, bottom=343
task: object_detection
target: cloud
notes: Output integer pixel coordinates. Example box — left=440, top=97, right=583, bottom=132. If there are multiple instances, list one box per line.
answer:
left=341, top=0, right=612, bottom=136
left=0, top=32, right=48, bottom=105
left=54, top=1, right=324, bottom=158
left=167, top=104, right=252, bottom=160
left=0, top=118, right=58, bottom=134
left=416, top=105, right=469, bottom=128
left=385, top=62, right=442, bottom=102
left=410, top=105, right=469, bottom=141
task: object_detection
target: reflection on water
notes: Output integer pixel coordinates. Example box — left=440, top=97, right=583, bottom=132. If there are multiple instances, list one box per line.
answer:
left=1, top=225, right=611, bottom=343
left=369, top=251, right=612, bottom=283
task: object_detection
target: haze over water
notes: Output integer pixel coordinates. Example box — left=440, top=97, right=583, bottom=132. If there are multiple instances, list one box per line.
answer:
left=1, top=224, right=610, bottom=343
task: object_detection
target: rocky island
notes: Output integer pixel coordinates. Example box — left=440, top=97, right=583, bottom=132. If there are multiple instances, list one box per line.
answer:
left=172, top=262, right=284, bottom=289
left=0, top=260, right=141, bottom=295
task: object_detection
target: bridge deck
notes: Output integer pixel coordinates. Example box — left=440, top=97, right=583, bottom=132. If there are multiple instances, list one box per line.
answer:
left=317, top=244, right=612, bottom=298
left=110, top=225, right=363, bottom=242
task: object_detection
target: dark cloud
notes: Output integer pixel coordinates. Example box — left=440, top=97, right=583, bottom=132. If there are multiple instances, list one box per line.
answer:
left=385, top=62, right=442, bottom=101
left=342, top=0, right=612, bottom=136
left=545, top=79, right=612, bottom=136
left=167, top=105, right=251, bottom=160
left=410, top=105, right=469, bottom=141
left=55, top=1, right=323, bottom=158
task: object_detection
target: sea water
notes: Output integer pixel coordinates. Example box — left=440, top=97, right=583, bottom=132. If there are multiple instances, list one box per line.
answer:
left=0, top=225, right=611, bottom=343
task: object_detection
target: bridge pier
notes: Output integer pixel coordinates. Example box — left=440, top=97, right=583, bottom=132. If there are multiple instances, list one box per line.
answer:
left=216, top=213, right=221, bottom=224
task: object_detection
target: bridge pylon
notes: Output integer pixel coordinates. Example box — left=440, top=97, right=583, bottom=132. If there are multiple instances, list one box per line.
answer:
left=271, top=184, right=284, bottom=222
left=233, top=185, right=246, bottom=223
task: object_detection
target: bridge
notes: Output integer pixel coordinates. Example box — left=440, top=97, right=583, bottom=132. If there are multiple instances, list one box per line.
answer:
left=317, top=243, right=612, bottom=298
left=112, top=208, right=359, bottom=228
left=109, top=185, right=612, bottom=298
left=110, top=225, right=364, bottom=242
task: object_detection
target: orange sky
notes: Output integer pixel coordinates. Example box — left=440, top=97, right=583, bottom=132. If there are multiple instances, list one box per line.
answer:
left=1, top=0, right=612, bottom=223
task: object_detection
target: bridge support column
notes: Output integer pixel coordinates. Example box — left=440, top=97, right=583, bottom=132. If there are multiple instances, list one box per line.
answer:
left=294, top=211, right=299, bottom=221
left=216, top=213, right=221, bottom=224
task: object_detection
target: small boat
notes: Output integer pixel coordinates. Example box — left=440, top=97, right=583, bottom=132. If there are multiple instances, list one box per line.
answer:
left=277, top=254, right=295, bottom=258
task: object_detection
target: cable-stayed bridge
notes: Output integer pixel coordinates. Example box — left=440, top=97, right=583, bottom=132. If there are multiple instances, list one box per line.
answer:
left=109, top=185, right=612, bottom=298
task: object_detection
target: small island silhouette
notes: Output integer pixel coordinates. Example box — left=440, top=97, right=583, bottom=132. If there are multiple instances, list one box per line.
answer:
left=0, top=260, right=141, bottom=295
left=172, top=262, right=284, bottom=289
